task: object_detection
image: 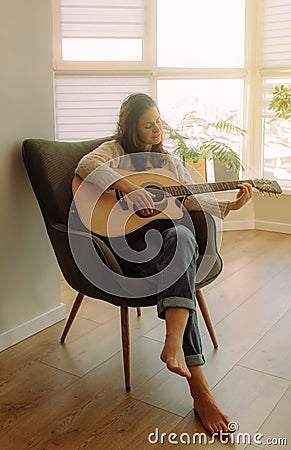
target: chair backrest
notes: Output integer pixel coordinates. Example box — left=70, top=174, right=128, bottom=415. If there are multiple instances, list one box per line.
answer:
left=22, top=137, right=112, bottom=227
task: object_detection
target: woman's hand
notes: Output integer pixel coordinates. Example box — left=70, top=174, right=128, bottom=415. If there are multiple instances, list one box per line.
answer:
left=111, top=178, right=156, bottom=215
left=226, top=182, right=253, bottom=213
left=126, top=188, right=156, bottom=215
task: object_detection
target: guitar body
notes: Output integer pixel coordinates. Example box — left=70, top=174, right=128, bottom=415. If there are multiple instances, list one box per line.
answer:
left=72, top=168, right=282, bottom=238
left=72, top=169, right=185, bottom=238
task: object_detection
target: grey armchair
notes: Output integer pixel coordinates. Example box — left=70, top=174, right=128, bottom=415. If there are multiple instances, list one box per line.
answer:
left=22, top=137, right=222, bottom=390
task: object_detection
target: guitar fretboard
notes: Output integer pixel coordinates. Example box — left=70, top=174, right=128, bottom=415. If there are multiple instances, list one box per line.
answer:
left=164, top=180, right=254, bottom=197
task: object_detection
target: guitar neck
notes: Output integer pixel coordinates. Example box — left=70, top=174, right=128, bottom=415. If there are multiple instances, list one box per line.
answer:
left=164, top=179, right=254, bottom=197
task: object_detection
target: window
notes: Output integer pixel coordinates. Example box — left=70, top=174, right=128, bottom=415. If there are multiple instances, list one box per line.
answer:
left=56, top=0, right=147, bottom=66
left=260, top=1, right=291, bottom=188
left=52, top=0, right=291, bottom=187
left=157, top=0, right=245, bottom=68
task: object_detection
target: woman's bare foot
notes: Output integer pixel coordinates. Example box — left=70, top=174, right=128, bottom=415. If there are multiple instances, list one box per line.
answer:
left=160, top=336, right=191, bottom=379
left=194, top=391, right=230, bottom=434
left=188, top=366, right=230, bottom=434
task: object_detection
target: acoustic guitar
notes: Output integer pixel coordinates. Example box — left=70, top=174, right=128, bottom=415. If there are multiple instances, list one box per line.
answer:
left=72, top=168, right=282, bottom=238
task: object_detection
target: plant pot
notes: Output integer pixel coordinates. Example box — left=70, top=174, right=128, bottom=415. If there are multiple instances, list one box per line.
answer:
left=213, top=158, right=239, bottom=182
left=187, top=158, right=207, bottom=181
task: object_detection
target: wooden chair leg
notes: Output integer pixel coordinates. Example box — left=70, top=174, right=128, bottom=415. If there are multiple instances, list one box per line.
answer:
left=196, top=289, right=218, bottom=348
left=60, top=292, right=85, bottom=343
left=120, top=306, right=131, bottom=391
left=136, top=307, right=142, bottom=316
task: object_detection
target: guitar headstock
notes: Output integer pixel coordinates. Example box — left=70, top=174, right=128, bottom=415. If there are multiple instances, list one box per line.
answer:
left=252, top=178, right=282, bottom=195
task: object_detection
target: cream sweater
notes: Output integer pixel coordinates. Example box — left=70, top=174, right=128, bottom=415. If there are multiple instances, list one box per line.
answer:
left=75, top=140, right=229, bottom=219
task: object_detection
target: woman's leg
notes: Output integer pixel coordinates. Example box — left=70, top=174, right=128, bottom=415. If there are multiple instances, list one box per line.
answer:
left=156, top=225, right=230, bottom=434
left=160, top=307, right=191, bottom=378
left=160, top=303, right=205, bottom=379
left=157, top=224, right=203, bottom=376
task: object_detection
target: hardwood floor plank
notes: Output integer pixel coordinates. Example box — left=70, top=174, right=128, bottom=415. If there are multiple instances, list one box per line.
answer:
left=40, top=306, right=161, bottom=377
left=199, top=267, right=291, bottom=388
left=239, top=309, right=291, bottom=380
left=40, top=315, right=124, bottom=377
left=214, top=230, right=291, bottom=284
left=132, top=367, right=194, bottom=416
left=78, top=297, right=120, bottom=324
left=257, top=387, right=291, bottom=446
left=202, top=276, right=290, bottom=340
left=0, top=317, right=100, bottom=384
left=144, top=320, right=165, bottom=341
left=31, top=397, right=181, bottom=450
left=157, top=365, right=289, bottom=450
left=210, top=366, right=289, bottom=445
left=0, top=338, right=165, bottom=450
left=0, top=361, right=77, bottom=439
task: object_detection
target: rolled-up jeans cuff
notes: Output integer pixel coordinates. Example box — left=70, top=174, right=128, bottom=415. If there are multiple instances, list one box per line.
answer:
left=157, top=297, right=195, bottom=320
left=185, top=354, right=205, bottom=366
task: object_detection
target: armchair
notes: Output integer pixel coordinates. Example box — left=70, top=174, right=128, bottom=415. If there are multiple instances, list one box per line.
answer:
left=22, top=137, right=222, bottom=390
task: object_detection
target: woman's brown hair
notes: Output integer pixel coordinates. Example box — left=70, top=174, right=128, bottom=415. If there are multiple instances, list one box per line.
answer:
left=115, top=93, right=166, bottom=156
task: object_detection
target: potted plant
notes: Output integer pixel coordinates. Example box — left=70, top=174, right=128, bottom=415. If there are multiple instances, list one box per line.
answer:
left=164, top=111, right=246, bottom=181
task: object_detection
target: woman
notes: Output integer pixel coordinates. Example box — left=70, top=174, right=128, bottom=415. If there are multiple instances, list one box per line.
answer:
left=75, top=93, right=252, bottom=434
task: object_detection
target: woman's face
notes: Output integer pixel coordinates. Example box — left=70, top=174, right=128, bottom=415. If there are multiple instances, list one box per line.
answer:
left=136, top=106, right=162, bottom=150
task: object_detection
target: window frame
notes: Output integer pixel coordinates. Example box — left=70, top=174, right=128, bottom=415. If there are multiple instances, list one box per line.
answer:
left=52, top=0, right=157, bottom=71
left=52, top=0, right=291, bottom=188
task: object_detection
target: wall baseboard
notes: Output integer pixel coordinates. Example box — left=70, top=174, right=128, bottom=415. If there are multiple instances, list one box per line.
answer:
left=222, top=220, right=255, bottom=231
left=255, top=220, right=291, bottom=235
left=223, top=219, right=291, bottom=234
left=0, top=303, right=66, bottom=352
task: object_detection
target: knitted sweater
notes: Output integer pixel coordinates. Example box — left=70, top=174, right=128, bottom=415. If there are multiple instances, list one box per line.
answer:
left=75, top=140, right=229, bottom=219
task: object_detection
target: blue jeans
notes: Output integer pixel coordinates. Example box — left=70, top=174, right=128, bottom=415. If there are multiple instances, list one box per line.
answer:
left=115, top=224, right=205, bottom=367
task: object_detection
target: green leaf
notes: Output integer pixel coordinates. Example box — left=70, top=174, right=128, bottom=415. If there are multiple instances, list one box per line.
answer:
left=268, top=84, right=291, bottom=120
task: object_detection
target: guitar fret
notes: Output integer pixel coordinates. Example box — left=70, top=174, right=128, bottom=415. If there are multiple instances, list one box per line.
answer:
left=158, top=178, right=278, bottom=198
left=165, top=185, right=190, bottom=196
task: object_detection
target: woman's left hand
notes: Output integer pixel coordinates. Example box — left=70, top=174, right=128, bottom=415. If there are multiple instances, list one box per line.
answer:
left=226, top=182, right=253, bottom=213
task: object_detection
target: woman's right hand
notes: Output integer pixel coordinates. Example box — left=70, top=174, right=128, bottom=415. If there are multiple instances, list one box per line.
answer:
left=126, top=187, right=156, bottom=216
left=111, top=178, right=156, bottom=215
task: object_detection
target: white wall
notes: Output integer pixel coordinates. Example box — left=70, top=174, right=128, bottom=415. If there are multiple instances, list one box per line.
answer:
left=254, top=191, right=291, bottom=234
left=0, top=1, right=65, bottom=351
left=217, top=189, right=291, bottom=234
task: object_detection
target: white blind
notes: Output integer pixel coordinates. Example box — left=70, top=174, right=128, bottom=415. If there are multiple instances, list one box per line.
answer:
left=55, top=76, right=151, bottom=141
left=60, top=0, right=145, bottom=39
left=263, top=0, right=291, bottom=68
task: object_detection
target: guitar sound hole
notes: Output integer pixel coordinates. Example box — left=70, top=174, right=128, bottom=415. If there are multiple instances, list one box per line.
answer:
left=145, top=186, right=164, bottom=202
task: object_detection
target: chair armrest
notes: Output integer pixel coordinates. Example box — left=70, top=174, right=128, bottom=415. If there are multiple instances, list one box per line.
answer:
left=51, top=223, right=123, bottom=275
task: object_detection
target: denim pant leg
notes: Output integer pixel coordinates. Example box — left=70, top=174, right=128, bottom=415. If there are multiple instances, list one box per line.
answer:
left=156, top=224, right=205, bottom=366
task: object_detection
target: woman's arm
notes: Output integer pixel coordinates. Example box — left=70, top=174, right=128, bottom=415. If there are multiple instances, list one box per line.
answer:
left=75, top=141, right=125, bottom=190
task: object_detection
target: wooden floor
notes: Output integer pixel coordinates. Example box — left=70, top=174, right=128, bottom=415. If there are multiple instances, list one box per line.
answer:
left=1, top=230, right=290, bottom=449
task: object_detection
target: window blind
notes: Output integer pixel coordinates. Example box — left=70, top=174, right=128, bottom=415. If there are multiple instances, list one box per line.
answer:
left=263, top=0, right=291, bottom=68
left=60, top=0, right=145, bottom=39
left=55, top=75, right=151, bottom=141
